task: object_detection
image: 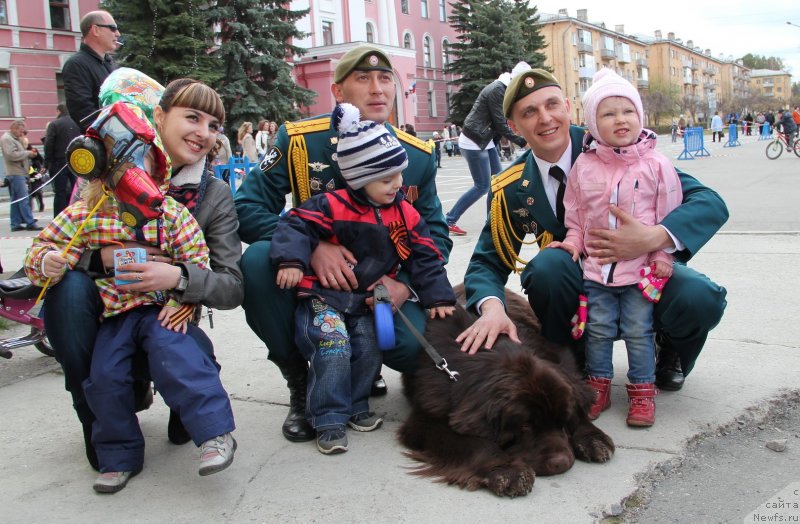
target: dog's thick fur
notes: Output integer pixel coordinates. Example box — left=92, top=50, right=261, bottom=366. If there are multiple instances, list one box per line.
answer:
left=398, top=286, right=615, bottom=497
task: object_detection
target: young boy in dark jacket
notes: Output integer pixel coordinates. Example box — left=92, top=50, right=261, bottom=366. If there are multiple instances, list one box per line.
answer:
left=271, top=103, right=456, bottom=455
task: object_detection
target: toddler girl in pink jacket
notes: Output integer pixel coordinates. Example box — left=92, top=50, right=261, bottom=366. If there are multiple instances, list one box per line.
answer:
left=549, top=69, right=682, bottom=428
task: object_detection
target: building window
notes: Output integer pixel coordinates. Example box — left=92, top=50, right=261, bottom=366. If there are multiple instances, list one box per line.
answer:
left=0, top=1, right=7, bottom=25
left=421, top=0, right=429, bottom=19
left=322, top=20, right=334, bottom=46
left=50, top=1, right=70, bottom=30
left=438, top=0, right=446, bottom=21
left=403, top=33, right=413, bottom=49
left=56, top=73, right=66, bottom=106
left=423, top=36, right=432, bottom=67
left=428, top=89, right=436, bottom=117
left=441, top=38, right=450, bottom=67
left=401, top=0, right=409, bottom=14
left=366, top=22, right=374, bottom=43
left=0, top=71, right=12, bottom=117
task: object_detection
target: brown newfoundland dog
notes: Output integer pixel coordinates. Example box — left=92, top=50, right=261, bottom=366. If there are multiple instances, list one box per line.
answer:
left=398, top=286, right=615, bottom=498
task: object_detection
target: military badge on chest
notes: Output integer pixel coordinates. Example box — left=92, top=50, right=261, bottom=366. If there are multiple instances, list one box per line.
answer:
left=404, top=185, right=419, bottom=204
left=260, top=146, right=282, bottom=173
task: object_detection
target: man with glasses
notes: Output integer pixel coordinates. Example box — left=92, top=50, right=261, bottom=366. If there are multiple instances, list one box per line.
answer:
left=62, top=10, right=120, bottom=132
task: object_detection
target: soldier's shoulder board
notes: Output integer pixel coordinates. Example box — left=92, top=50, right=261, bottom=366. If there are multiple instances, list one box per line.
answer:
left=393, top=126, right=433, bottom=155
left=285, top=116, right=331, bottom=137
left=491, top=163, right=525, bottom=193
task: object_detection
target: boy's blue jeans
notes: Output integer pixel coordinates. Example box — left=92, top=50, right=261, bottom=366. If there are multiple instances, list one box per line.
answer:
left=294, top=298, right=382, bottom=429
left=583, top=280, right=656, bottom=384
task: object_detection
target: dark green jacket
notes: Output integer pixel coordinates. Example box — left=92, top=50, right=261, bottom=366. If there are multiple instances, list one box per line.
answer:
left=465, top=125, right=729, bottom=310
left=235, top=113, right=452, bottom=265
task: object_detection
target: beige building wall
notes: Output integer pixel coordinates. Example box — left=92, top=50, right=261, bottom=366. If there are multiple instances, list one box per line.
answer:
left=749, top=70, right=792, bottom=106
left=536, top=10, right=764, bottom=125
left=538, top=12, right=649, bottom=125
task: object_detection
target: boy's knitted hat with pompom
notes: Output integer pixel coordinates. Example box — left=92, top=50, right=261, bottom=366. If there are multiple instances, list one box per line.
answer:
left=332, top=103, right=408, bottom=190
left=582, top=68, right=643, bottom=142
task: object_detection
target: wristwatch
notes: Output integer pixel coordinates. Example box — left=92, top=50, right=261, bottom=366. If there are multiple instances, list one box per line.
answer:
left=176, top=266, right=189, bottom=292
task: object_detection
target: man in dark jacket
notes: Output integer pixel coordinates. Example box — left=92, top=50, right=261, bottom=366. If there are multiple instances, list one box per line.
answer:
left=62, top=10, right=119, bottom=131
left=44, top=104, right=81, bottom=215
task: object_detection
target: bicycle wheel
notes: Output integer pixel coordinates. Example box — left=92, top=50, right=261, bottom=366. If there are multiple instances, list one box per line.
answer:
left=793, top=140, right=800, bottom=158
left=765, top=140, right=782, bottom=159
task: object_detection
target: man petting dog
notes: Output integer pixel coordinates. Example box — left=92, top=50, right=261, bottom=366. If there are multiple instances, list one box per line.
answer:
left=460, top=67, right=728, bottom=390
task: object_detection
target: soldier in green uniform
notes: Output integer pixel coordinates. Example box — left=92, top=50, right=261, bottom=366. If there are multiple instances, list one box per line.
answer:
left=234, top=45, right=451, bottom=443
left=459, top=68, right=728, bottom=391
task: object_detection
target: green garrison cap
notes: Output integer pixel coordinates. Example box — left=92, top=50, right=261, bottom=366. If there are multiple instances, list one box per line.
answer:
left=502, top=68, right=561, bottom=118
left=334, top=45, right=393, bottom=83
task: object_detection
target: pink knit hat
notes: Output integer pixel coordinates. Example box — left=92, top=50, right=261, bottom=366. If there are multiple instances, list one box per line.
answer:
left=582, top=68, right=643, bottom=143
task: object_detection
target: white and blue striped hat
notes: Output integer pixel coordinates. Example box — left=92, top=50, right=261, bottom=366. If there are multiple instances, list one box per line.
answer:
left=333, top=103, right=408, bottom=190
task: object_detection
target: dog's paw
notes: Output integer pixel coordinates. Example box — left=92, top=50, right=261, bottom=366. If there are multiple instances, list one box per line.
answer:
left=486, top=464, right=535, bottom=498
left=571, top=424, right=615, bottom=463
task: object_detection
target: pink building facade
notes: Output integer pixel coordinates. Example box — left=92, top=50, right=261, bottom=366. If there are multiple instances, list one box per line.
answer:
left=292, top=0, right=460, bottom=134
left=0, top=0, right=460, bottom=141
left=0, top=0, right=98, bottom=144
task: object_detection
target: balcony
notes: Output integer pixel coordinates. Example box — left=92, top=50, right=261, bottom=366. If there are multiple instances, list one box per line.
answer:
left=600, top=48, right=616, bottom=59
left=617, top=54, right=630, bottom=64
left=683, top=77, right=693, bottom=85
left=763, top=81, right=774, bottom=88
left=577, top=42, right=593, bottom=53
left=692, top=78, right=700, bottom=86
left=704, top=67, right=716, bottom=76
left=691, top=62, right=699, bottom=71
left=636, top=58, right=647, bottom=67
left=637, top=79, right=649, bottom=89
left=578, top=66, right=596, bottom=79
left=704, top=82, right=716, bottom=90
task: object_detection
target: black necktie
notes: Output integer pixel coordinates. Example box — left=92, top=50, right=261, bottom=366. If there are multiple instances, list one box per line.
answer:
left=549, top=165, right=566, bottom=223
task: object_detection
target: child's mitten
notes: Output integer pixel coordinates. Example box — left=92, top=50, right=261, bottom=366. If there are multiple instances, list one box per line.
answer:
left=570, top=294, right=588, bottom=340
left=638, top=264, right=670, bottom=303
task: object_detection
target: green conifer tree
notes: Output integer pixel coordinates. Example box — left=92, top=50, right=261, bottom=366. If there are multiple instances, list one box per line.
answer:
left=100, top=0, right=222, bottom=86
left=208, top=0, right=316, bottom=130
left=446, top=0, right=547, bottom=124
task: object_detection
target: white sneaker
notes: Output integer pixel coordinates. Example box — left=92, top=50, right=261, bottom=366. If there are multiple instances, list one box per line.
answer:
left=198, top=433, right=237, bottom=476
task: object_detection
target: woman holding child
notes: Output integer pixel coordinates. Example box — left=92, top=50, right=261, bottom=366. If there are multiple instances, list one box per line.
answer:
left=29, top=74, right=243, bottom=493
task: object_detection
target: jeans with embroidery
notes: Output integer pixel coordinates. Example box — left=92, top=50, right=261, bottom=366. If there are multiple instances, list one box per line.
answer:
left=584, top=280, right=656, bottom=384
left=294, top=298, right=381, bottom=429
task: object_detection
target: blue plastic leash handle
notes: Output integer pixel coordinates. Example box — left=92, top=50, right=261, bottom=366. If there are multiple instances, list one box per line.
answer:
left=373, top=284, right=396, bottom=351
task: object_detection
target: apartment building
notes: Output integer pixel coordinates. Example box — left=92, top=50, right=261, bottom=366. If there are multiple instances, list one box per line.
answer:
left=749, top=69, right=792, bottom=105
left=291, top=0, right=458, bottom=133
left=537, top=9, right=649, bottom=125
left=535, top=9, right=765, bottom=125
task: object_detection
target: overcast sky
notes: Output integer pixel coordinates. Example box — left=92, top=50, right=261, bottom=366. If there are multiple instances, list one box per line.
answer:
left=532, top=1, right=800, bottom=85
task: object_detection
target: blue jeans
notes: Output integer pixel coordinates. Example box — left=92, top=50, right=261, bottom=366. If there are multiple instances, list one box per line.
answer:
left=44, top=270, right=216, bottom=427
left=583, top=280, right=656, bottom=384
left=445, top=146, right=501, bottom=225
left=294, top=298, right=381, bottom=429
left=8, top=174, right=36, bottom=228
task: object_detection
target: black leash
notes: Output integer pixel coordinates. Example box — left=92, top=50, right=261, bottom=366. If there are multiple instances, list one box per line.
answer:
left=374, top=284, right=459, bottom=382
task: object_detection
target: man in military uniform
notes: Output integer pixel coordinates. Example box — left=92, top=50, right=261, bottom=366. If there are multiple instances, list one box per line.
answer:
left=459, top=68, right=728, bottom=392
left=234, top=45, right=451, bottom=443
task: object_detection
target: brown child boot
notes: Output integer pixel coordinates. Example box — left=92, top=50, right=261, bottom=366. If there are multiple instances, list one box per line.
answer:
left=626, top=383, right=658, bottom=427
left=586, top=376, right=612, bottom=420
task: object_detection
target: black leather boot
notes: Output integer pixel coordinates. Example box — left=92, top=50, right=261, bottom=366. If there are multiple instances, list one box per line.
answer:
left=168, top=409, right=191, bottom=445
left=82, top=422, right=100, bottom=472
left=277, top=359, right=315, bottom=442
left=655, top=338, right=685, bottom=391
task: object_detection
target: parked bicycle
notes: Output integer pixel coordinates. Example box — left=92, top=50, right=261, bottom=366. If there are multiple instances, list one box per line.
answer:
left=765, top=132, right=800, bottom=159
